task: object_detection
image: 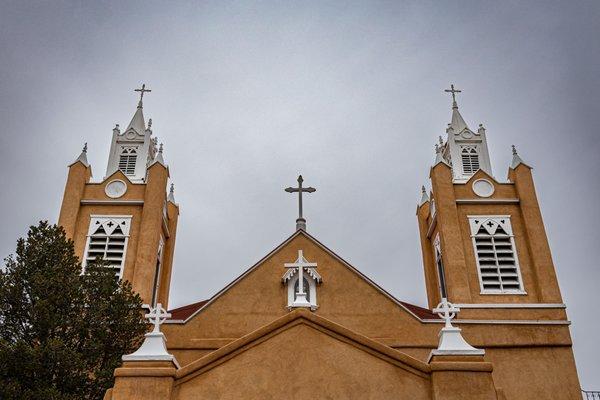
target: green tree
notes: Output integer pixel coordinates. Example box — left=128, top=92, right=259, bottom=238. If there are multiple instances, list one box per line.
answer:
left=0, top=221, right=148, bottom=400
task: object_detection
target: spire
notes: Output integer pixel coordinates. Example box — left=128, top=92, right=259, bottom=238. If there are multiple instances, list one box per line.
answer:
left=445, top=84, right=469, bottom=133
left=71, top=142, right=89, bottom=167
left=510, top=145, right=525, bottom=169
left=124, top=103, right=146, bottom=135
left=168, top=183, right=176, bottom=203
left=419, top=185, right=429, bottom=206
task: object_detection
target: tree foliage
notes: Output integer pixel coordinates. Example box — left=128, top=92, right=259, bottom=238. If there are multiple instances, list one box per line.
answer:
left=0, top=221, right=148, bottom=400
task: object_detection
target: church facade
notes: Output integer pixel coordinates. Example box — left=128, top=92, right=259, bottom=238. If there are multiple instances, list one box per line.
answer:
left=58, top=86, right=582, bottom=399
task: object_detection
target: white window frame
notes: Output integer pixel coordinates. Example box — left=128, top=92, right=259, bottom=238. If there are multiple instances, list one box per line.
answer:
left=151, top=237, right=165, bottom=307
left=118, top=147, right=138, bottom=176
left=82, top=215, right=132, bottom=280
left=461, top=145, right=480, bottom=175
left=433, top=234, right=448, bottom=299
left=468, top=215, right=526, bottom=295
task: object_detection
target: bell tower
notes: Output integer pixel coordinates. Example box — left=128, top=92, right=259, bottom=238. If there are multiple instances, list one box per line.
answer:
left=417, top=86, right=563, bottom=311
left=58, top=85, right=179, bottom=308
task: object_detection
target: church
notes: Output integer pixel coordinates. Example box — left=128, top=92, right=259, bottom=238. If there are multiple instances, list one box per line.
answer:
left=57, top=85, right=582, bottom=399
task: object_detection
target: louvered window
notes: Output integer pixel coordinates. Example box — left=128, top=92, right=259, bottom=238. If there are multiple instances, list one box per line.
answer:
left=461, top=147, right=480, bottom=175
left=118, top=148, right=137, bottom=175
left=83, top=216, right=132, bottom=279
left=469, top=216, right=524, bottom=293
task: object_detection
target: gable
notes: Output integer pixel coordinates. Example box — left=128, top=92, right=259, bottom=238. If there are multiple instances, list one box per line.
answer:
left=163, top=230, right=440, bottom=349
left=173, top=310, right=431, bottom=400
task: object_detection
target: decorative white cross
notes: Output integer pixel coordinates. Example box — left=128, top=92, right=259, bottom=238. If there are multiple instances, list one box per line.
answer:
left=284, top=250, right=317, bottom=307
left=144, top=303, right=171, bottom=333
left=433, top=298, right=460, bottom=328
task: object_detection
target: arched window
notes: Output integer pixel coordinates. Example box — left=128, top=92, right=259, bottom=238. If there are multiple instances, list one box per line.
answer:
left=461, top=147, right=480, bottom=175
left=118, top=148, right=137, bottom=175
left=294, top=278, right=311, bottom=302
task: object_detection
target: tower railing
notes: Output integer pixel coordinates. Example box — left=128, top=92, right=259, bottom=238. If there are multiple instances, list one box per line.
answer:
left=583, top=390, right=600, bottom=399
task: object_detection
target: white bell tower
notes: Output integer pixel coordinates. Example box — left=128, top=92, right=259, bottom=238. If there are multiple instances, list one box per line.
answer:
left=440, top=84, right=493, bottom=182
left=105, top=84, right=158, bottom=182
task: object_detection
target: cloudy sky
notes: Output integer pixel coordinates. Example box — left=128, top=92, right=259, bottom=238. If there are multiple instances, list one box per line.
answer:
left=1, top=0, right=599, bottom=388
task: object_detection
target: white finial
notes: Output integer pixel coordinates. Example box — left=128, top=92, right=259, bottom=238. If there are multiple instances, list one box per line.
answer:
left=428, top=297, right=484, bottom=360
left=145, top=303, right=171, bottom=333
left=419, top=185, right=430, bottom=206
left=82, top=142, right=88, bottom=153
left=122, top=303, right=179, bottom=367
left=510, top=144, right=526, bottom=169
left=148, top=118, right=153, bottom=129
left=168, top=183, right=176, bottom=203
left=159, top=143, right=163, bottom=153
left=433, top=298, right=460, bottom=329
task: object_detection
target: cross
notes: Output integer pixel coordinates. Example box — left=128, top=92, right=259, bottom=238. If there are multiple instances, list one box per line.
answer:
left=433, top=297, right=460, bottom=328
left=444, top=84, right=461, bottom=104
left=284, top=249, right=317, bottom=307
left=134, top=84, right=152, bottom=104
left=144, top=303, right=171, bottom=333
left=285, top=175, right=316, bottom=231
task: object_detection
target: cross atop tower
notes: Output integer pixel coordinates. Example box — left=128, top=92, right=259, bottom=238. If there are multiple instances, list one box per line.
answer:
left=444, top=84, right=462, bottom=108
left=134, top=83, right=152, bottom=107
left=285, top=175, right=316, bottom=231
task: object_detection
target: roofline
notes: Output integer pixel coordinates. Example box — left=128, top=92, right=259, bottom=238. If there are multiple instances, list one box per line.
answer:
left=165, top=229, right=430, bottom=324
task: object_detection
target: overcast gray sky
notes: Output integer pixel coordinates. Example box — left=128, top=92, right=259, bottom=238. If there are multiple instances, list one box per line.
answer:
left=1, top=0, right=598, bottom=389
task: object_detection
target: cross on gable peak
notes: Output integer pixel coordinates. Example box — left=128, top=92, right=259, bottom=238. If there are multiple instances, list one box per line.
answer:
left=285, top=175, right=316, bottom=231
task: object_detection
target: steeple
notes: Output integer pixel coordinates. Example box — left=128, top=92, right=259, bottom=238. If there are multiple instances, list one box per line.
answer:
left=105, top=84, right=158, bottom=182
left=440, top=84, right=493, bottom=182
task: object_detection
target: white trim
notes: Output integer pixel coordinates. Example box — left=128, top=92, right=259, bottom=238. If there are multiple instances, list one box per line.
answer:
left=422, top=319, right=570, bottom=325
left=82, top=200, right=144, bottom=205
left=426, top=213, right=437, bottom=238
left=457, top=199, right=519, bottom=204
left=455, top=303, right=566, bottom=309
left=104, top=179, right=128, bottom=199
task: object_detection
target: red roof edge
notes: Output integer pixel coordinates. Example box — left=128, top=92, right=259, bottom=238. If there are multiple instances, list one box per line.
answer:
left=168, top=299, right=209, bottom=320
left=399, top=301, right=439, bottom=319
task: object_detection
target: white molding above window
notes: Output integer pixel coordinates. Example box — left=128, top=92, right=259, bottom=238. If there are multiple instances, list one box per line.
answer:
left=468, top=215, right=525, bottom=295
left=82, top=215, right=132, bottom=280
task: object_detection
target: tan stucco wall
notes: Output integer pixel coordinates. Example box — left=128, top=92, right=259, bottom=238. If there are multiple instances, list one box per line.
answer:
left=173, top=323, right=432, bottom=400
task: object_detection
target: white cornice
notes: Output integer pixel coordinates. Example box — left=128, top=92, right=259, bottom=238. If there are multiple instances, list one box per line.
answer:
left=454, top=303, right=566, bottom=309
left=421, top=319, right=570, bottom=325
left=81, top=199, right=144, bottom=205
left=456, top=198, right=519, bottom=204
